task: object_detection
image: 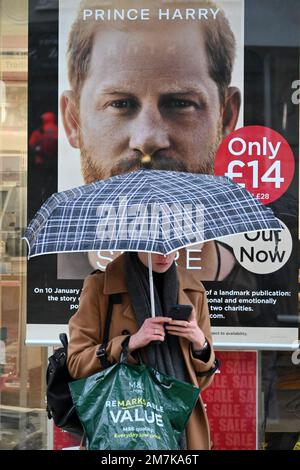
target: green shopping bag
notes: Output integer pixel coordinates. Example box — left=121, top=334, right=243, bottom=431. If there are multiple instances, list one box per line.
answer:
left=69, top=360, right=200, bottom=450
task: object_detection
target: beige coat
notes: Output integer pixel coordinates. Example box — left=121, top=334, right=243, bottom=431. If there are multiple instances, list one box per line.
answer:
left=68, top=254, right=217, bottom=450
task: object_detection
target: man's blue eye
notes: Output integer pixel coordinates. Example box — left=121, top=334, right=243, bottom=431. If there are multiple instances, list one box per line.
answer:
left=110, top=100, right=131, bottom=108
left=110, top=99, right=139, bottom=110
left=166, top=99, right=196, bottom=109
left=174, top=100, right=191, bottom=107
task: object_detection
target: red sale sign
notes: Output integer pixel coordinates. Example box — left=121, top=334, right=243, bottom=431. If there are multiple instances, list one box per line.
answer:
left=215, top=126, right=294, bottom=204
left=53, top=426, right=81, bottom=450
left=202, top=351, right=257, bottom=450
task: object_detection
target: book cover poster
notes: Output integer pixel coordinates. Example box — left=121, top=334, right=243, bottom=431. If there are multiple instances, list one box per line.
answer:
left=26, top=0, right=298, bottom=347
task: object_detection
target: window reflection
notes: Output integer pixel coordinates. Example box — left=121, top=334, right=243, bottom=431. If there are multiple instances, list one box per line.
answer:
left=0, top=0, right=48, bottom=451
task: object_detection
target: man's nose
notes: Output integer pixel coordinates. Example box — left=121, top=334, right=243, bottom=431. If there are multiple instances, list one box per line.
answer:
left=129, top=107, right=170, bottom=156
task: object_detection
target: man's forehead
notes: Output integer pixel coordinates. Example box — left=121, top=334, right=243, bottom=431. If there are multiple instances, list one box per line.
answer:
left=89, top=22, right=209, bottom=78
left=83, top=22, right=219, bottom=101
left=91, top=19, right=206, bottom=55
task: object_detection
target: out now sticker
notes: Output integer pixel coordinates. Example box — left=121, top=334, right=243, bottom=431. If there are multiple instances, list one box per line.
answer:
left=218, top=218, right=292, bottom=274
left=215, top=126, right=294, bottom=204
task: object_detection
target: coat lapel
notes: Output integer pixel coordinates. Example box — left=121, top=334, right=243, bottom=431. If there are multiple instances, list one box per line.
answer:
left=103, top=254, right=136, bottom=322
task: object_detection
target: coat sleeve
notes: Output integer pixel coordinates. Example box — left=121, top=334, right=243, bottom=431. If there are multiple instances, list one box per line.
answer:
left=67, top=274, right=136, bottom=379
left=189, top=289, right=219, bottom=391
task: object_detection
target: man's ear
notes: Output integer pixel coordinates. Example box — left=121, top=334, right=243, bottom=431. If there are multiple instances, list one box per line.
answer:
left=60, top=90, right=80, bottom=148
left=221, top=86, right=241, bottom=136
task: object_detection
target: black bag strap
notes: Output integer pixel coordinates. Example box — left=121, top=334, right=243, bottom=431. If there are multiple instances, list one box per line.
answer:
left=59, top=333, right=68, bottom=350
left=96, top=293, right=122, bottom=368
left=119, top=335, right=131, bottom=363
left=104, top=293, right=122, bottom=344
left=196, top=358, right=221, bottom=378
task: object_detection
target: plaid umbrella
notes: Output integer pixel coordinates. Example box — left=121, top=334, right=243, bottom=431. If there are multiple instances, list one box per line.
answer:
left=23, top=169, right=281, bottom=316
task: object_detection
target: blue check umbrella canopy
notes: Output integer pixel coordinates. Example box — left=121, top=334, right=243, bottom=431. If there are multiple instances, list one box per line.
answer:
left=23, top=169, right=281, bottom=258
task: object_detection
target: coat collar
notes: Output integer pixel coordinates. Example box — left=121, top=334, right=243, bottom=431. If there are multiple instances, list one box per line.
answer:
left=103, top=253, right=205, bottom=295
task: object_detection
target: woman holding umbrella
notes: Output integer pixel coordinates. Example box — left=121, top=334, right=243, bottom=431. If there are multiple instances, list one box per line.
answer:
left=23, top=167, right=280, bottom=448
left=67, top=250, right=219, bottom=450
left=23, top=168, right=280, bottom=448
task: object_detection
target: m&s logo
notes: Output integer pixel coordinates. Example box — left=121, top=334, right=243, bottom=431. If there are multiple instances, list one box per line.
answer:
left=129, top=381, right=144, bottom=391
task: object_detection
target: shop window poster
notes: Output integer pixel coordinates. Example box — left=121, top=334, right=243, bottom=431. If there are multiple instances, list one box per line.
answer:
left=26, top=0, right=298, bottom=347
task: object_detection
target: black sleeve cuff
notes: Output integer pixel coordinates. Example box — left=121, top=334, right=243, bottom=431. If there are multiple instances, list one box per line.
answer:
left=192, top=341, right=211, bottom=363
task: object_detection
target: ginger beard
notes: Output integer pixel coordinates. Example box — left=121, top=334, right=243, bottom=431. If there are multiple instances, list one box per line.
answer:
left=79, top=121, right=223, bottom=183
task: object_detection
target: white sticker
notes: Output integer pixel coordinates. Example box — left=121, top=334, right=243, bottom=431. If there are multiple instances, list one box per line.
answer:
left=218, top=218, right=292, bottom=274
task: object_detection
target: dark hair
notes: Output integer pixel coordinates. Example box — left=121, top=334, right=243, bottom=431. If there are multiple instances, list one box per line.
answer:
left=67, top=0, right=236, bottom=105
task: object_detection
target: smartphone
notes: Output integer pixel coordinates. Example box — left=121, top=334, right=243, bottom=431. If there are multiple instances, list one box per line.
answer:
left=168, top=304, right=192, bottom=321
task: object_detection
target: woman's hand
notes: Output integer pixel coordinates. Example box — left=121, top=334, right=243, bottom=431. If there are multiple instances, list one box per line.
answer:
left=128, top=316, right=172, bottom=352
left=165, top=309, right=206, bottom=349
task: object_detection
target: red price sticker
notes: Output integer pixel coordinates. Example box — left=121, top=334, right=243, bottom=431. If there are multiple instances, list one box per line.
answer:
left=215, top=126, right=294, bottom=204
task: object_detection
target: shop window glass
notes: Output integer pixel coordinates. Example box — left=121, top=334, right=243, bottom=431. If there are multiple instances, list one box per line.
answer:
left=0, top=0, right=48, bottom=450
